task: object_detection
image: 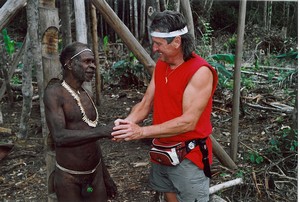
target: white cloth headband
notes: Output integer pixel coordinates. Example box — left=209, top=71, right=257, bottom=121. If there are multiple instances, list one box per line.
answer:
left=64, top=48, right=92, bottom=66
left=150, top=26, right=188, bottom=38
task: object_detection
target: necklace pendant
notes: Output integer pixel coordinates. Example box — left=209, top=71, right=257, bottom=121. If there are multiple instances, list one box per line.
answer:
left=165, top=77, right=168, bottom=84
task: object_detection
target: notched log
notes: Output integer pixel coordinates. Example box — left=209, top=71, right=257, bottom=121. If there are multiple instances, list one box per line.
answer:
left=42, top=26, right=59, bottom=56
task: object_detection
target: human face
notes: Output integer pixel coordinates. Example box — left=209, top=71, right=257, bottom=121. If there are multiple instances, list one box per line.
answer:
left=151, top=37, right=178, bottom=64
left=72, top=51, right=96, bottom=82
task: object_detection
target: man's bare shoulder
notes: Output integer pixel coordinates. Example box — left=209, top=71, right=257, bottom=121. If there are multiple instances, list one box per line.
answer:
left=45, top=78, right=62, bottom=91
left=44, top=78, right=64, bottom=99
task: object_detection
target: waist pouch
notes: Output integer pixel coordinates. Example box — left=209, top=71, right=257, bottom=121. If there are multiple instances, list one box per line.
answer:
left=149, top=139, right=187, bottom=166
left=149, top=138, right=211, bottom=178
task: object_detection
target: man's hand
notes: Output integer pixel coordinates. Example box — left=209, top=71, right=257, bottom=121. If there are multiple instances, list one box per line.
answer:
left=97, top=121, right=115, bottom=139
left=111, top=119, right=144, bottom=141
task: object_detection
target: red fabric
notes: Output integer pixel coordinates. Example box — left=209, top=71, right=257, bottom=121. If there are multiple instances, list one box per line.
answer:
left=152, top=53, right=218, bottom=169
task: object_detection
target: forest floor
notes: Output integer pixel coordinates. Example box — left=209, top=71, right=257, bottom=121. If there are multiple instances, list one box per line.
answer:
left=0, top=76, right=297, bottom=202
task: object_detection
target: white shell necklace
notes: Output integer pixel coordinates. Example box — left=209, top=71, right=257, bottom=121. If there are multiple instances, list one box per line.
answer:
left=61, top=80, right=98, bottom=127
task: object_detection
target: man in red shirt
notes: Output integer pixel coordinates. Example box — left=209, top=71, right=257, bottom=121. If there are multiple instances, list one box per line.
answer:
left=112, top=10, right=218, bottom=202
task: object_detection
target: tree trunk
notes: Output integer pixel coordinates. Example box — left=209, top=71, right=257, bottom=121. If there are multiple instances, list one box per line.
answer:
left=17, top=5, right=35, bottom=139
left=140, top=0, right=146, bottom=40
left=230, top=0, right=247, bottom=162
left=74, top=0, right=93, bottom=92
left=32, top=2, right=47, bottom=139
left=129, top=0, right=133, bottom=34
left=91, top=4, right=102, bottom=106
left=39, top=0, right=60, bottom=88
left=0, top=45, right=13, bottom=106
left=60, top=0, right=72, bottom=47
left=74, top=0, right=88, bottom=43
left=133, top=0, right=139, bottom=39
left=180, top=0, right=195, bottom=39
left=0, top=0, right=26, bottom=31
left=173, top=0, right=180, bottom=12
left=114, top=0, right=118, bottom=41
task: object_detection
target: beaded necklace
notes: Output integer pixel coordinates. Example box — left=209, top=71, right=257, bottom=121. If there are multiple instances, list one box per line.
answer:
left=61, top=80, right=98, bottom=127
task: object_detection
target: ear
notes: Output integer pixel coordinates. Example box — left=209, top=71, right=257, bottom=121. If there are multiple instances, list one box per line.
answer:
left=64, top=60, right=72, bottom=70
left=172, top=36, right=181, bottom=49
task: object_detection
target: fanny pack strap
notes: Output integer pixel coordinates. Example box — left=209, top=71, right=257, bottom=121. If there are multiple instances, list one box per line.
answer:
left=185, top=138, right=212, bottom=178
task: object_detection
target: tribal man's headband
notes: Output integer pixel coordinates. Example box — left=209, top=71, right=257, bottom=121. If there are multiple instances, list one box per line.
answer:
left=64, top=48, right=93, bottom=67
left=150, top=26, right=188, bottom=38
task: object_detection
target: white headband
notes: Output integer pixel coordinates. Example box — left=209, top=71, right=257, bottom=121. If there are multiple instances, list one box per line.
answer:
left=64, top=48, right=92, bottom=66
left=150, top=26, right=188, bottom=38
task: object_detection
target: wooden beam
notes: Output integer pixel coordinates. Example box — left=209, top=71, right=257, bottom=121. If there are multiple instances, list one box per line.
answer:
left=0, top=0, right=27, bottom=31
left=211, top=135, right=237, bottom=170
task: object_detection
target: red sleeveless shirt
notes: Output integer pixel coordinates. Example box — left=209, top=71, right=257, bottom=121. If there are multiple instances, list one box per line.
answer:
left=153, top=53, right=218, bottom=169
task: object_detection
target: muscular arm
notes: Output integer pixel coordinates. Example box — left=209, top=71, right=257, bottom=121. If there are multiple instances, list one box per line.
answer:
left=112, top=66, right=213, bottom=140
left=44, top=83, right=113, bottom=147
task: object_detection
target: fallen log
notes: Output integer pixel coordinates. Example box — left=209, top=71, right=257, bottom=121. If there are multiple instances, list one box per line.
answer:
left=209, top=178, right=243, bottom=194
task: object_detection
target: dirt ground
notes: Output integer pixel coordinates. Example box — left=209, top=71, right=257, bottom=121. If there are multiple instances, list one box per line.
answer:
left=0, top=82, right=297, bottom=202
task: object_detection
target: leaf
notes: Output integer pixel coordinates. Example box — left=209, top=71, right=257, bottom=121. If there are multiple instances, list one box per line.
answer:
left=208, top=54, right=235, bottom=64
left=2, top=28, right=15, bottom=56
left=276, top=51, right=298, bottom=59
left=255, top=156, right=263, bottom=164
left=112, top=60, right=127, bottom=69
left=209, top=61, right=232, bottom=78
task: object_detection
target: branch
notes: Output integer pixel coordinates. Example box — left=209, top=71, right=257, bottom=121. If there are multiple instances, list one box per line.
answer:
left=245, top=102, right=293, bottom=113
left=209, top=178, right=243, bottom=194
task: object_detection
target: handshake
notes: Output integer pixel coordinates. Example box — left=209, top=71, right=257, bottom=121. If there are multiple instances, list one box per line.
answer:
left=105, top=119, right=144, bottom=141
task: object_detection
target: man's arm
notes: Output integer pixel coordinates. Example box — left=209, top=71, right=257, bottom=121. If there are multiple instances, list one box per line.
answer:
left=115, top=70, right=155, bottom=125
left=44, top=83, right=113, bottom=147
left=112, top=66, right=213, bottom=140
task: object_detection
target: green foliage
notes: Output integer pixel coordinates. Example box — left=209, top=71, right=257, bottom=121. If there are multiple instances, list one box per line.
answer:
left=2, top=28, right=15, bottom=56
left=279, top=126, right=298, bottom=152
left=196, top=20, right=214, bottom=57
left=247, top=151, right=264, bottom=164
left=266, top=126, right=298, bottom=158
left=103, top=35, right=109, bottom=53
left=11, top=75, right=22, bottom=84
left=276, top=50, right=298, bottom=60
left=235, top=170, right=244, bottom=178
left=223, top=35, right=237, bottom=53
left=103, top=52, right=149, bottom=87
left=207, top=54, right=234, bottom=89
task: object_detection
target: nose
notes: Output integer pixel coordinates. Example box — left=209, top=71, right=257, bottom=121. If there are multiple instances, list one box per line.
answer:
left=89, top=62, right=96, bottom=70
left=152, top=44, right=158, bottom=53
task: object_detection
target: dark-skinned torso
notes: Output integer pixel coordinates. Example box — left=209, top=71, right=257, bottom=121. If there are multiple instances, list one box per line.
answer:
left=45, top=80, right=101, bottom=172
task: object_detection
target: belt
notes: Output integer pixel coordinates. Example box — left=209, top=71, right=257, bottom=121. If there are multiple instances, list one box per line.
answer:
left=185, top=138, right=212, bottom=178
left=56, top=159, right=101, bottom=175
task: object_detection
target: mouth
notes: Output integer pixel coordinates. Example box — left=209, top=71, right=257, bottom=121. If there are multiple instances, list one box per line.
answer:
left=86, top=72, right=95, bottom=80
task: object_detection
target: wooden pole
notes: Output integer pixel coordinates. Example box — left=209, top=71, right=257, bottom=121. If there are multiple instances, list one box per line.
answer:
left=74, top=0, right=88, bottom=43
left=230, top=0, right=247, bottom=162
left=91, top=4, right=101, bottom=106
left=211, top=135, right=237, bottom=170
left=92, top=0, right=155, bottom=74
